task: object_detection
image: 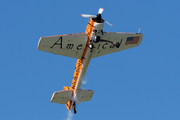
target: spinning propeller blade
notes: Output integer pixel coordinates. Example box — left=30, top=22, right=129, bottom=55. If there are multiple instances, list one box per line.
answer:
left=80, top=8, right=104, bottom=18
left=98, top=8, right=104, bottom=14
left=80, top=14, right=96, bottom=18
left=105, top=21, right=114, bottom=27
left=80, top=8, right=113, bottom=27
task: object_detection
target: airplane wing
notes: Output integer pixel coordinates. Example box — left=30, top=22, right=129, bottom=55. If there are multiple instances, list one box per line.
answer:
left=92, top=32, right=143, bottom=58
left=37, top=33, right=88, bottom=59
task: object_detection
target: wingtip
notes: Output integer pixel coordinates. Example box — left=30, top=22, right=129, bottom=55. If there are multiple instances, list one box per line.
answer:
left=37, top=37, right=42, bottom=50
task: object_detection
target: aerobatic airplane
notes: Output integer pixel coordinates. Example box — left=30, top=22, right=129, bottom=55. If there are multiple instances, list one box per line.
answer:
left=37, top=8, right=143, bottom=114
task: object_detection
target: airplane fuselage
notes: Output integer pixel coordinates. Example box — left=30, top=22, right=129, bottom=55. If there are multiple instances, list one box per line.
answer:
left=67, top=18, right=104, bottom=111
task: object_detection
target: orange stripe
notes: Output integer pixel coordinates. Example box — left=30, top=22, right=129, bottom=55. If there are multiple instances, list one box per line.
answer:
left=71, top=18, right=95, bottom=89
left=71, top=59, right=82, bottom=89
left=66, top=18, right=95, bottom=111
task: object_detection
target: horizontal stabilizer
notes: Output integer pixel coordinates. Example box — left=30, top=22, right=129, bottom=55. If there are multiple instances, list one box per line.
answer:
left=50, top=89, right=94, bottom=105
left=50, top=90, right=73, bottom=104
left=76, top=89, right=94, bottom=103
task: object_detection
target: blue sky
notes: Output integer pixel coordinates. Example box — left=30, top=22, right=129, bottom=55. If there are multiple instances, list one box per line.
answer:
left=1, top=0, right=180, bottom=120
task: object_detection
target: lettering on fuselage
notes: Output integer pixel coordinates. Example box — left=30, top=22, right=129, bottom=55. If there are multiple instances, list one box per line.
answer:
left=71, top=59, right=82, bottom=89
left=51, top=37, right=123, bottom=50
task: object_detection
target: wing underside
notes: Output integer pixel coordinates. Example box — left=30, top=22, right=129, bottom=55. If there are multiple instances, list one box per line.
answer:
left=92, top=32, right=143, bottom=58
left=37, top=33, right=88, bottom=59
left=38, top=32, right=143, bottom=58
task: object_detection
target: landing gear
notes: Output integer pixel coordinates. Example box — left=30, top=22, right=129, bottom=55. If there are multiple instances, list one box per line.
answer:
left=73, top=102, right=77, bottom=114
left=74, top=108, right=77, bottom=114
left=96, top=36, right=100, bottom=42
left=89, top=43, right=94, bottom=49
left=93, top=36, right=100, bottom=43
left=92, top=29, right=101, bottom=43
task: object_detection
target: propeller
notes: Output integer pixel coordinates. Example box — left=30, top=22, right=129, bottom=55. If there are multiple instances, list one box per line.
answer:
left=80, top=14, right=96, bottom=18
left=98, top=7, right=104, bottom=14
left=105, top=21, right=114, bottom=27
left=80, top=8, right=104, bottom=18
left=80, top=8, right=113, bottom=27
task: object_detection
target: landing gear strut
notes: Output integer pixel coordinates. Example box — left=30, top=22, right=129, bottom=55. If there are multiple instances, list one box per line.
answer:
left=73, top=102, right=77, bottom=114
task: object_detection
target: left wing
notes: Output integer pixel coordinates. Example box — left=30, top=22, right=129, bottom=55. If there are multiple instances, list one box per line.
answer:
left=92, top=32, right=143, bottom=58
left=37, top=33, right=88, bottom=59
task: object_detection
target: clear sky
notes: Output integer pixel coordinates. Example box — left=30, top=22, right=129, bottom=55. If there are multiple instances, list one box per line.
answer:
left=1, top=0, right=180, bottom=120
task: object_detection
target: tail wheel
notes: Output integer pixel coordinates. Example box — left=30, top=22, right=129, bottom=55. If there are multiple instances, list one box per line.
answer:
left=74, top=109, right=77, bottom=114
left=73, top=102, right=77, bottom=114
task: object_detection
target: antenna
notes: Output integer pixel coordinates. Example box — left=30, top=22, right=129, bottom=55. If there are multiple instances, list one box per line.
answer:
left=138, top=27, right=141, bottom=34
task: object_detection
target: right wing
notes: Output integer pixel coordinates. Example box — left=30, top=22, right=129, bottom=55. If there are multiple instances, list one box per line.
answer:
left=37, top=33, right=88, bottom=59
left=92, top=32, right=143, bottom=58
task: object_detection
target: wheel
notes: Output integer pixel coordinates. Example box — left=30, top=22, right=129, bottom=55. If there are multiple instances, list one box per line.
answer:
left=96, top=36, right=100, bottom=42
left=89, top=43, right=94, bottom=49
left=74, top=109, right=77, bottom=114
left=93, top=36, right=100, bottom=43
left=73, top=102, right=77, bottom=114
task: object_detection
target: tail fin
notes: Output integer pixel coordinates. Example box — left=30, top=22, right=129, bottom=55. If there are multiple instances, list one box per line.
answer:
left=50, top=87, right=94, bottom=111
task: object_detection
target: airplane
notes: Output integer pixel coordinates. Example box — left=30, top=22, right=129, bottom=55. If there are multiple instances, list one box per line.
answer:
left=37, top=8, right=143, bottom=114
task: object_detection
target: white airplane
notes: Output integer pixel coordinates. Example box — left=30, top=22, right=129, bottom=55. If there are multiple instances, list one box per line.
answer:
left=37, top=8, right=143, bottom=114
